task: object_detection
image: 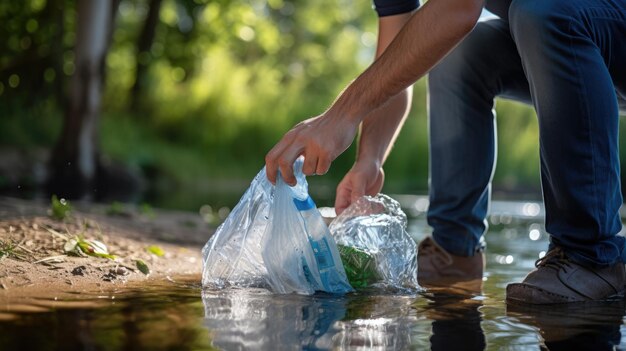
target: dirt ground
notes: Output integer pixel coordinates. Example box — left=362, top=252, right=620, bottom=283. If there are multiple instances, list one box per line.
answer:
left=0, top=196, right=214, bottom=302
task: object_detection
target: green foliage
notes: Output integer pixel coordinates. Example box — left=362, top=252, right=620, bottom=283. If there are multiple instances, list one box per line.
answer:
left=493, top=100, right=540, bottom=189
left=63, top=236, right=116, bottom=260
left=135, top=259, right=150, bottom=275
left=146, top=245, right=165, bottom=257
left=338, top=244, right=379, bottom=289
left=50, top=194, right=71, bottom=220
left=0, top=240, right=11, bottom=260
left=140, top=203, right=156, bottom=218
left=1, top=0, right=569, bottom=209
left=106, top=201, right=127, bottom=216
left=0, top=99, right=62, bottom=147
left=0, top=239, right=28, bottom=261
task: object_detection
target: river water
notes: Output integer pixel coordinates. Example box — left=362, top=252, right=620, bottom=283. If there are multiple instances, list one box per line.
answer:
left=1, top=198, right=626, bottom=350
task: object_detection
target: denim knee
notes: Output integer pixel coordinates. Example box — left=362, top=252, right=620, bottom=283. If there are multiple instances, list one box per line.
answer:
left=509, top=0, right=574, bottom=48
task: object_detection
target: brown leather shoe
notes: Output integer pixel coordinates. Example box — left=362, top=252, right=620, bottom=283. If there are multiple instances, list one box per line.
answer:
left=506, top=247, right=626, bottom=304
left=417, top=236, right=485, bottom=293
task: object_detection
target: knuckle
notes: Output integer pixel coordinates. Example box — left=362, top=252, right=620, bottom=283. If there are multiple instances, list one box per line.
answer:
left=308, top=139, right=321, bottom=149
left=278, top=158, right=291, bottom=169
left=314, top=142, right=327, bottom=154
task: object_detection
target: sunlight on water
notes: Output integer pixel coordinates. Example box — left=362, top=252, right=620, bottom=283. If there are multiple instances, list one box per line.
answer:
left=1, top=201, right=626, bottom=350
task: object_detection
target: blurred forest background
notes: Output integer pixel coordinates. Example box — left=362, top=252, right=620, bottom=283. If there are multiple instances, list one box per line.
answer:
left=1, top=0, right=622, bottom=211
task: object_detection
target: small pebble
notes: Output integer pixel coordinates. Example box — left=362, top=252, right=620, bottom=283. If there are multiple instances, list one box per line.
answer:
left=71, top=266, right=87, bottom=276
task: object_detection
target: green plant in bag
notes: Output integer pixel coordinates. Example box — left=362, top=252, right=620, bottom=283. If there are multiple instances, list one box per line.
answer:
left=337, top=245, right=379, bottom=289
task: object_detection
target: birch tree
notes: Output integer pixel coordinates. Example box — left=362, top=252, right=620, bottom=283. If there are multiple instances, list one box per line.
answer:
left=48, top=0, right=116, bottom=198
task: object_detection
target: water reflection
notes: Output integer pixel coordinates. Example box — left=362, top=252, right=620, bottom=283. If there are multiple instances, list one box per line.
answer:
left=425, top=292, right=485, bottom=351
left=1, top=279, right=625, bottom=350
left=201, top=287, right=490, bottom=350
left=202, top=288, right=348, bottom=350
left=507, top=301, right=625, bottom=350
left=202, top=288, right=419, bottom=350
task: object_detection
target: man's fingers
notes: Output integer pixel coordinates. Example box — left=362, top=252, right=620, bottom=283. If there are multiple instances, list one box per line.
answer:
left=276, top=145, right=302, bottom=186
left=302, top=153, right=318, bottom=176
left=265, top=145, right=286, bottom=185
left=265, top=129, right=301, bottom=184
left=335, top=200, right=349, bottom=215
left=350, top=176, right=366, bottom=203
left=265, top=155, right=278, bottom=185
left=316, top=153, right=332, bottom=176
left=335, top=183, right=351, bottom=215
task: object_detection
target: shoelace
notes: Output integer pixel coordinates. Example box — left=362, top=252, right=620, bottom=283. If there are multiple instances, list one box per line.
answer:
left=535, top=247, right=573, bottom=273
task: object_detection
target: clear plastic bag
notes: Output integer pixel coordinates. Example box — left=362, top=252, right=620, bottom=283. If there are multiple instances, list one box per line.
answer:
left=330, top=194, right=419, bottom=291
left=262, top=163, right=352, bottom=294
left=202, top=158, right=353, bottom=294
left=201, top=166, right=273, bottom=288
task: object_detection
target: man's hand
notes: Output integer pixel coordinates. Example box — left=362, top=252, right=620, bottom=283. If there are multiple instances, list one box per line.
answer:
left=265, top=113, right=359, bottom=186
left=265, top=0, right=482, bottom=187
left=335, top=161, right=384, bottom=215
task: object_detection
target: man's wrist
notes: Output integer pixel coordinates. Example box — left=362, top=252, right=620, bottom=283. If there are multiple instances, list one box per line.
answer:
left=327, top=83, right=373, bottom=125
left=355, top=153, right=383, bottom=169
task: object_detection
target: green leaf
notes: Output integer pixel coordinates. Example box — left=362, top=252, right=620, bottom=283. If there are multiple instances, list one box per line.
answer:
left=50, top=195, right=71, bottom=220
left=65, top=236, right=116, bottom=259
left=83, top=239, right=116, bottom=259
left=86, top=239, right=108, bottom=255
left=135, top=259, right=150, bottom=275
left=146, top=245, right=165, bottom=257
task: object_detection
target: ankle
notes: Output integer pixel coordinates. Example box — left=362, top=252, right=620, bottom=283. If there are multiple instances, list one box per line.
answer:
left=429, top=234, right=486, bottom=257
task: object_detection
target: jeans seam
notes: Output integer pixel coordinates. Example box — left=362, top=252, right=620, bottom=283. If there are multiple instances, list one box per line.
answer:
left=579, top=6, right=626, bottom=237
left=569, top=13, right=601, bottom=241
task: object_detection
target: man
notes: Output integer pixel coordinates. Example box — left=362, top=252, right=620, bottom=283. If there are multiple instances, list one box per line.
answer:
left=265, top=0, right=626, bottom=304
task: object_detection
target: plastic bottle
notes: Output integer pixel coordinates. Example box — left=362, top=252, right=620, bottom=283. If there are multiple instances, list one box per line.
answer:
left=293, top=196, right=353, bottom=293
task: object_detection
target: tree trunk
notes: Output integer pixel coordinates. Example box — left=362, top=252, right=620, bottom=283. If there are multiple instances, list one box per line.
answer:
left=130, top=0, right=163, bottom=112
left=48, top=0, right=114, bottom=199
left=51, top=0, right=66, bottom=106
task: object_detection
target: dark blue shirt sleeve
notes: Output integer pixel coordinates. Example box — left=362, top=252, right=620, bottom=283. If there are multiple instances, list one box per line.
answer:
left=372, top=0, right=419, bottom=17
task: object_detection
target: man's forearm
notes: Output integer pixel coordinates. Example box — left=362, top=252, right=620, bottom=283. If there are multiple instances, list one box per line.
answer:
left=354, top=12, right=414, bottom=168
left=328, top=0, right=483, bottom=123
left=357, top=87, right=412, bottom=167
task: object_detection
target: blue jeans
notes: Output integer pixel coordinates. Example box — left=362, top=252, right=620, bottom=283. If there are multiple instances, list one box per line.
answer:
left=427, top=0, right=626, bottom=267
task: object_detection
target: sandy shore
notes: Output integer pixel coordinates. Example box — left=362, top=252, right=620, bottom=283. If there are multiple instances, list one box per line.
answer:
left=0, top=196, right=214, bottom=302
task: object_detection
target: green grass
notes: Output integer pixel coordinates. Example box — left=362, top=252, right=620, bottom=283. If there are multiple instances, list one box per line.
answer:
left=50, top=194, right=72, bottom=220
left=0, top=239, right=28, bottom=261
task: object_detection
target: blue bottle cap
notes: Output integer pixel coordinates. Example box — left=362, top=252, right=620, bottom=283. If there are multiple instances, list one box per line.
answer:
left=293, top=196, right=316, bottom=211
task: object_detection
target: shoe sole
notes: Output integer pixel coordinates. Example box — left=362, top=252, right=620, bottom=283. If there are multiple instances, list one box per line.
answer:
left=506, top=283, right=626, bottom=305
